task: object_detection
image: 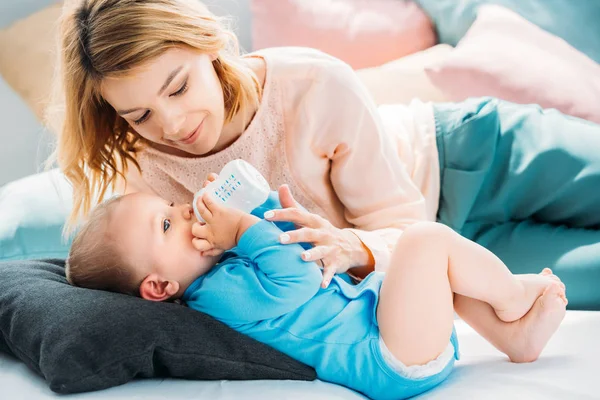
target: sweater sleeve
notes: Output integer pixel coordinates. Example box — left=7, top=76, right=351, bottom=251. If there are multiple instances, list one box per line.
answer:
left=184, top=220, right=323, bottom=325
left=295, top=52, right=429, bottom=272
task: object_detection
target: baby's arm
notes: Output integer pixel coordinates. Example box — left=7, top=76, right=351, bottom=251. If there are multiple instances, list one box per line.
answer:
left=187, top=203, right=322, bottom=325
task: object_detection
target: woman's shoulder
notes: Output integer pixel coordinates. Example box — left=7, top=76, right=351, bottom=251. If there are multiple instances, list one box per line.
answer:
left=252, top=46, right=352, bottom=81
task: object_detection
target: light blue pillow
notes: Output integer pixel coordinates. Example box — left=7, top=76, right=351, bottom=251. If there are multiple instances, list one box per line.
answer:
left=415, top=0, right=600, bottom=64
left=0, top=169, right=73, bottom=261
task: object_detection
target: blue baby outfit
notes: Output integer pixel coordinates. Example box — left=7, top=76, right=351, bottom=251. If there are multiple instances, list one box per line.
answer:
left=182, top=219, right=458, bottom=400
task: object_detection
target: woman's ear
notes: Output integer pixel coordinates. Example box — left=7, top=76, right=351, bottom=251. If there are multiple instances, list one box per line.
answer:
left=209, top=52, right=218, bottom=62
left=139, top=273, right=180, bottom=302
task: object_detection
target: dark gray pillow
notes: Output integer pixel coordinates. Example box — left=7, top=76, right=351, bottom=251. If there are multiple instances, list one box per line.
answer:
left=0, top=259, right=315, bottom=394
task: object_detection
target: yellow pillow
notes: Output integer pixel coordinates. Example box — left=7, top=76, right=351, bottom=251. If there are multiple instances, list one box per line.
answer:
left=357, top=44, right=453, bottom=105
left=0, top=3, right=63, bottom=124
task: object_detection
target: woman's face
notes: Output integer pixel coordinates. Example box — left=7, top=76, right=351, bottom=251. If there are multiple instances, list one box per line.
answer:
left=101, top=47, right=225, bottom=156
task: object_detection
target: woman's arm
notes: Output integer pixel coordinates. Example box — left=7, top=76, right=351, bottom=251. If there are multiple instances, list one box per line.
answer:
left=268, top=51, right=429, bottom=278
left=320, top=60, right=429, bottom=267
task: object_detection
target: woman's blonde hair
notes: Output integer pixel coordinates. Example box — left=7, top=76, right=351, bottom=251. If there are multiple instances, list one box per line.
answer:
left=52, top=0, right=260, bottom=233
left=66, top=195, right=141, bottom=296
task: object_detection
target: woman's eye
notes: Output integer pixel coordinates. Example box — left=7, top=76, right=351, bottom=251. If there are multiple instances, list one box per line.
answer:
left=133, top=111, right=150, bottom=125
left=171, top=81, right=188, bottom=97
left=163, top=218, right=171, bottom=233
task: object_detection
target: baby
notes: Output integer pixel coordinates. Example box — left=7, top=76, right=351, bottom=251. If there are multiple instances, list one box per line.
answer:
left=67, top=189, right=567, bottom=400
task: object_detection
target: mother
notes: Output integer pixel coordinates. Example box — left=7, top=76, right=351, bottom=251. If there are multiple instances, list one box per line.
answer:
left=56, top=0, right=600, bottom=309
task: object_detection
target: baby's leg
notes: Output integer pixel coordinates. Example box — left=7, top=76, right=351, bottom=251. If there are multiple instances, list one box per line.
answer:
left=377, top=222, right=558, bottom=367
left=454, top=289, right=566, bottom=363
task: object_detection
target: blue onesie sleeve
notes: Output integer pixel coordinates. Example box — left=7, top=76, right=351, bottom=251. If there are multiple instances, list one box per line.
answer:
left=251, top=191, right=312, bottom=250
left=183, top=220, right=323, bottom=325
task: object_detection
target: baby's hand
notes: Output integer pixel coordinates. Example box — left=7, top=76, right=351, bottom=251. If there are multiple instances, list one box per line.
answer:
left=191, top=172, right=223, bottom=256
left=192, top=192, right=260, bottom=252
left=203, top=172, right=219, bottom=188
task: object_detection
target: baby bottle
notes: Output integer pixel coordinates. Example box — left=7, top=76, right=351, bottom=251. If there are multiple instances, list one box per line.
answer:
left=193, top=159, right=271, bottom=222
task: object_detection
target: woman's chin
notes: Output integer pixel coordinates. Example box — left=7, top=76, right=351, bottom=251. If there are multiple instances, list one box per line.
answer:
left=150, top=141, right=205, bottom=157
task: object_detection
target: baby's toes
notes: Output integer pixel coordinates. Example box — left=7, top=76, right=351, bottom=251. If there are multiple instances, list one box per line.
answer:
left=549, top=275, right=565, bottom=289
left=556, top=285, right=568, bottom=304
left=541, top=269, right=564, bottom=285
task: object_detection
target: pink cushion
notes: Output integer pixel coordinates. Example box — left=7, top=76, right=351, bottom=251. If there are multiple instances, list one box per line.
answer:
left=425, top=5, right=600, bottom=124
left=251, top=0, right=436, bottom=69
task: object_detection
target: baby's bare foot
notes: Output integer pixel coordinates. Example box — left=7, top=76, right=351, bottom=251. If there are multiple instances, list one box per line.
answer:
left=495, top=269, right=564, bottom=323
left=503, top=282, right=567, bottom=363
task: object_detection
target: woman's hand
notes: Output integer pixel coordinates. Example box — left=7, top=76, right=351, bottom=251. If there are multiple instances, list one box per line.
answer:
left=264, top=185, right=371, bottom=288
left=192, top=192, right=259, bottom=252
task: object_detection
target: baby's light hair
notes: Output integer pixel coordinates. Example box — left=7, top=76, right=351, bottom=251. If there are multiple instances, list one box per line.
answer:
left=66, top=195, right=142, bottom=296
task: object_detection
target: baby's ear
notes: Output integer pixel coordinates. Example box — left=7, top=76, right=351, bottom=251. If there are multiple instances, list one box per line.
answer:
left=139, top=274, right=179, bottom=302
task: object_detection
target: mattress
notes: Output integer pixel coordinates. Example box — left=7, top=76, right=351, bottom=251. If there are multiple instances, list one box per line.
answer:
left=1, top=311, right=598, bottom=400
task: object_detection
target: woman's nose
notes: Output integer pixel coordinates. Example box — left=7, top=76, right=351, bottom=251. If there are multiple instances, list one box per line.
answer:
left=160, top=109, right=186, bottom=140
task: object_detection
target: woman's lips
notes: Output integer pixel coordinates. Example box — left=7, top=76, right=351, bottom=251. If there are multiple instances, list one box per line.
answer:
left=180, top=120, right=204, bottom=145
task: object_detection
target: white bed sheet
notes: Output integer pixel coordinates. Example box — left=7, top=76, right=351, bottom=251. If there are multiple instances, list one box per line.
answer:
left=1, top=311, right=599, bottom=400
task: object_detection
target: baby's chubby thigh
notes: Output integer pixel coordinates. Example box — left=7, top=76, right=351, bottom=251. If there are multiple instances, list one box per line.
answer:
left=371, top=331, right=457, bottom=400
left=341, top=331, right=457, bottom=400
left=378, top=222, right=456, bottom=365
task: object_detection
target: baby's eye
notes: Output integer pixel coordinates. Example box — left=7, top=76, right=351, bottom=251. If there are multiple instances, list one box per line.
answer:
left=163, top=218, right=171, bottom=233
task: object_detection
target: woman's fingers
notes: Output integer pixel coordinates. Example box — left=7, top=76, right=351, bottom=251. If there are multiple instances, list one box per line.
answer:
left=320, top=247, right=342, bottom=288
left=300, top=245, right=336, bottom=262
left=265, top=208, right=323, bottom=228
left=300, top=245, right=340, bottom=288
left=279, top=227, right=325, bottom=245
left=321, top=264, right=338, bottom=288
left=266, top=183, right=354, bottom=287
left=278, top=184, right=300, bottom=209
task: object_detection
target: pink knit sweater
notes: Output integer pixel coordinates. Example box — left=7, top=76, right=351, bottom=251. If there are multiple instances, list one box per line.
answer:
left=136, top=47, right=439, bottom=272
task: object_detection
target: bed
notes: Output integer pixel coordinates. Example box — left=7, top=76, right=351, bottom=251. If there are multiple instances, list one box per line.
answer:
left=2, top=311, right=598, bottom=399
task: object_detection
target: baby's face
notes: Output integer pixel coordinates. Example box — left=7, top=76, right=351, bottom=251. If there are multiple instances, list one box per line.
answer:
left=110, top=193, right=219, bottom=293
